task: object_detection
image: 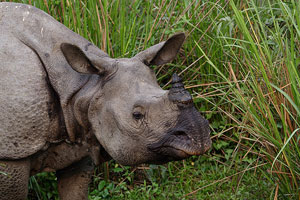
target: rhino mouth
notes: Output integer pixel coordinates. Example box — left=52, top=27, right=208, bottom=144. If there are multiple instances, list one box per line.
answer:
left=148, top=130, right=211, bottom=162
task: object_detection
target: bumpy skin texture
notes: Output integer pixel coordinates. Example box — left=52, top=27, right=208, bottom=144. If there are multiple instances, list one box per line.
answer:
left=0, top=159, right=30, bottom=200
left=0, top=2, right=211, bottom=200
left=0, top=31, right=60, bottom=159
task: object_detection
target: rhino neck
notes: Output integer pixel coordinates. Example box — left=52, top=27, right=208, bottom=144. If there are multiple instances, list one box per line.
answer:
left=63, top=75, right=103, bottom=143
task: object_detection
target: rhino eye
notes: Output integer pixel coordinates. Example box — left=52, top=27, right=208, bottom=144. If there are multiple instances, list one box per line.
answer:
left=132, top=112, right=144, bottom=120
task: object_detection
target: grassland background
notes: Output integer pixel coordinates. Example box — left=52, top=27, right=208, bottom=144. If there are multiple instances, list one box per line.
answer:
left=1, top=0, right=299, bottom=199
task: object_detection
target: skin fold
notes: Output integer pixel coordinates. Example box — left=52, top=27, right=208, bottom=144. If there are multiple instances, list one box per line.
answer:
left=0, top=2, right=211, bottom=200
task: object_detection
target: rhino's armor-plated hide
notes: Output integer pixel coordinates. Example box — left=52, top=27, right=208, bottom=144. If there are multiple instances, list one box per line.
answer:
left=0, top=2, right=211, bottom=200
left=0, top=3, right=109, bottom=159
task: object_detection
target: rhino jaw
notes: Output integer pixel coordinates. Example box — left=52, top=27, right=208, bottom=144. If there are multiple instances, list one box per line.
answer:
left=148, top=130, right=211, bottom=161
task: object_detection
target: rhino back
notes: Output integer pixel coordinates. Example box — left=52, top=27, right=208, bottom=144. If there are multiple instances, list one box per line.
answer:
left=0, top=33, right=60, bottom=159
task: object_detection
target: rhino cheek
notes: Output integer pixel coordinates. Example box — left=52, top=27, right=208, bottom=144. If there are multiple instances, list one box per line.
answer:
left=89, top=107, right=118, bottom=159
left=88, top=103, right=143, bottom=165
left=93, top=127, right=150, bottom=165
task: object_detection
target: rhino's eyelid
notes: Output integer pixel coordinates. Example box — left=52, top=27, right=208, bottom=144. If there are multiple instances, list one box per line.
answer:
left=132, top=111, right=144, bottom=120
left=132, top=104, right=148, bottom=121
left=133, top=105, right=146, bottom=114
left=132, top=102, right=147, bottom=109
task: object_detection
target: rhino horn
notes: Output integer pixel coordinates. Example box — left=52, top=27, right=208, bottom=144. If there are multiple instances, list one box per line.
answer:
left=168, top=73, right=193, bottom=106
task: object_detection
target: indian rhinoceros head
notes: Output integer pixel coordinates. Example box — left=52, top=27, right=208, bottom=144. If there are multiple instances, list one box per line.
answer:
left=60, top=33, right=211, bottom=165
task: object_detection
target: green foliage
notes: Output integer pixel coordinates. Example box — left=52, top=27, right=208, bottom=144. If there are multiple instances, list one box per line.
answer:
left=1, top=0, right=299, bottom=199
left=225, top=1, right=300, bottom=198
left=87, top=157, right=272, bottom=200
left=28, top=172, right=58, bottom=200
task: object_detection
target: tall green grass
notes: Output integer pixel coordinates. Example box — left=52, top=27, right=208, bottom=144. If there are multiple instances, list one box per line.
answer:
left=201, top=0, right=300, bottom=198
left=1, top=0, right=299, bottom=199
left=233, top=1, right=298, bottom=198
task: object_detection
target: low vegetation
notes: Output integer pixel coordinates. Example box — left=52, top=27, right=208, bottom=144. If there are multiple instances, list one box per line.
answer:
left=2, top=0, right=299, bottom=199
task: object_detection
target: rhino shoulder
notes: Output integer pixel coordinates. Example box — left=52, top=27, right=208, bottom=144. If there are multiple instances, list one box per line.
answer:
left=0, top=32, right=61, bottom=159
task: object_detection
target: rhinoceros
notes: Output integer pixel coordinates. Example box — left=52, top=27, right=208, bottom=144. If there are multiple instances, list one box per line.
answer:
left=0, top=2, right=211, bottom=200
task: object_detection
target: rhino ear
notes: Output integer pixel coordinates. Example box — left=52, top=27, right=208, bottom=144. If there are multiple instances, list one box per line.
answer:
left=61, top=43, right=115, bottom=75
left=135, top=32, right=185, bottom=66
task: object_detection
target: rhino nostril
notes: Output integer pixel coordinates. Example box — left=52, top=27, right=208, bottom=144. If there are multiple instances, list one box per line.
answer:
left=173, top=131, right=189, bottom=141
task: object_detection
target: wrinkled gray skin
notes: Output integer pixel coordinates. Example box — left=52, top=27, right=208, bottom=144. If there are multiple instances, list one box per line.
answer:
left=0, top=2, right=211, bottom=200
